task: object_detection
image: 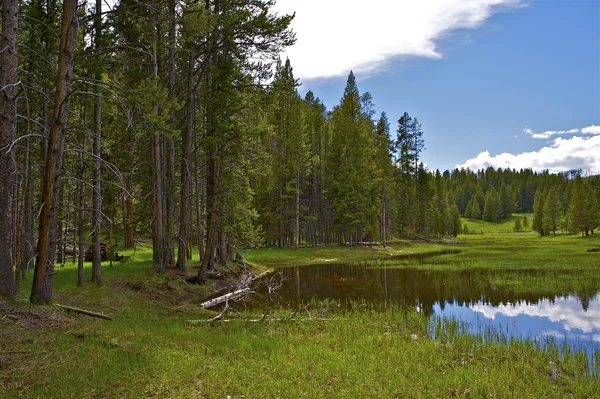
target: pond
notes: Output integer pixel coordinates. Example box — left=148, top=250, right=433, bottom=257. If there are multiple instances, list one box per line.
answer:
left=249, top=263, right=600, bottom=358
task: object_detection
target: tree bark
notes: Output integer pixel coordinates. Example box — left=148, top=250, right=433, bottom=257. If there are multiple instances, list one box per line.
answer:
left=77, top=133, right=86, bottom=286
left=0, top=0, right=19, bottom=299
left=164, top=0, right=177, bottom=269
left=91, top=0, right=103, bottom=285
left=177, top=45, right=196, bottom=270
left=30, top=0, right=78, bottom=304
left=123, top=173, right=134, bottom=247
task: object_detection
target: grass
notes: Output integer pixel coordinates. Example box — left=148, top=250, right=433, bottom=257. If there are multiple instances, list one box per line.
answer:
left=462, top=213, right=533, bottom=234
left=242, top=241, right=450, bottom=269
left=2, top=225, right=600, bottom=397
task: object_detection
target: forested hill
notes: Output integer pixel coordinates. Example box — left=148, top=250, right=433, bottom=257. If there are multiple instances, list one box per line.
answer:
left=1, top=0, right=599, bottom=303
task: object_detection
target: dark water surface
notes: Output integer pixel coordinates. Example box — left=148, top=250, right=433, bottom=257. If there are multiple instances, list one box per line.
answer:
left=251, top=263, right=600, bottom=356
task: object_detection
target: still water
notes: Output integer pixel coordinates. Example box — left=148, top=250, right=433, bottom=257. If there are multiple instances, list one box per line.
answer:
left=252, top=263, right=600, bottom=356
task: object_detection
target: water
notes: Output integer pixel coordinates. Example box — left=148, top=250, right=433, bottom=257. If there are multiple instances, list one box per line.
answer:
left=249, top=263, right=600, bottom=357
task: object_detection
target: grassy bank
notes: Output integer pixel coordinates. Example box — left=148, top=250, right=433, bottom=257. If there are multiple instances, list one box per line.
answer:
left=244, top=230, right=600, bottom=271
left=2, top=231, right=600, bottom=397
left=2, top=298, right=599, bottom=398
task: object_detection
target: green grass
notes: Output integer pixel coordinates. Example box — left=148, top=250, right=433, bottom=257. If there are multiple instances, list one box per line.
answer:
left=461, top=213, right=533, bottom=234
left=242, top=241, right=450, bottom=269
left=2, top=228, right=600, bottom=398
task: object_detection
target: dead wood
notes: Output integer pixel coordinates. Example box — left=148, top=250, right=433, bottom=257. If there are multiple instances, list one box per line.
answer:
left=55, top=304, right=113, bottom=321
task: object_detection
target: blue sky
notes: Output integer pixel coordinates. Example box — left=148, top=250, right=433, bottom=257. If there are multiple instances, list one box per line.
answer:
left=274, top=0, right=600, bottom=173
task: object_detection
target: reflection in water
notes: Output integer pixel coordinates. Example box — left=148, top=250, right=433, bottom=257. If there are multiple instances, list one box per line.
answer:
left=252, top=263, right=600, bottom=355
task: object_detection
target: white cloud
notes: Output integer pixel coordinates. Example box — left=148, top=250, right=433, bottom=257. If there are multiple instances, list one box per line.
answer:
left=456, top=135, right=600, bottom=172
left=524, top=125, right=600, bottom=139
left=582, top=125, right=600, bottom=135
left=272, top=0, right=523, bottom=80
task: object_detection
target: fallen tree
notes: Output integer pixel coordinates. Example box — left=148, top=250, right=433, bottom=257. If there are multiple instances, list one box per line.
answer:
left=199, top=269, right=274, bottom=309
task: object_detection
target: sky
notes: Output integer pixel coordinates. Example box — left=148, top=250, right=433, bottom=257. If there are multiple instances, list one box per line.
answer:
left=272, top=0, right=600, bottom=173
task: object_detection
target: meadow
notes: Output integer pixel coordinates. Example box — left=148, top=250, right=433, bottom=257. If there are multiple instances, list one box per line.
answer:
left=2, top=223, right=600, bottom=398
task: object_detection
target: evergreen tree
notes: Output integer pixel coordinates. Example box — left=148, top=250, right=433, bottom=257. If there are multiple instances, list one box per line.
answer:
left=482, top=188, right=501, bottom=222
left=513, top=217, right=522, bottom=232
left=327, top=72, right=379, bottom=244
left=542, top=187, right=561, bottom=235
left=450, top=204, right=462, bottom=237
left=465, top=198, right=480, bottom=220
left=568, top=175, right=588, bottom=235
left=532, top=189, right=546, bottom=236
left=500, top=183, right=515, bottom=218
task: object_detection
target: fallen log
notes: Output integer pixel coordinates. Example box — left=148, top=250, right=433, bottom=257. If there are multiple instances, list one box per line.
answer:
left=200, top=288, right=252, bottom=309
left=55, top=304, right=113, bottom=321
left=200, top=269, right=274, bottom=309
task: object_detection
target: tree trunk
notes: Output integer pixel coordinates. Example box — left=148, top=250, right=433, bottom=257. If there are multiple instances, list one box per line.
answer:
left=165, top=0, right=177, bottom=269
left=177, top=45, right=195, bottom=271
left=123, top=173, right=134, bottom=247
left=30, top=0, right=78, bottom=304
left=194, top=133, right=205, bottom=261
left=219, top=230, right=227, bottom=265
left=21, top=136, right=35, bottom=278
left=77, top=133, right=86, bottom=286
left=0, top=0, right=19, bottom=299
left=198, top=157, right=219, bottom=281
left=91, top=0, right=103, bottom=285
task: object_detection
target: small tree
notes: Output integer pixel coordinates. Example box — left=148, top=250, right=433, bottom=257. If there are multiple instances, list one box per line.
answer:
left=532, top=190, right=546, bottom=236
left=542, top=187, right=561, bottom=235
left=513, top=217, right=522, bottom=232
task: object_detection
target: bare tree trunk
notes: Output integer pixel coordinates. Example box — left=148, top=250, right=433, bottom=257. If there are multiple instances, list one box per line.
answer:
left=177, top=45, right=196, bottom=270
left=0, top=0, right=19, bottom=299
left=19, top=94, right=35, bottom=278
left=198, top=0, right=219, bottom=281
left=91, top=0, right=103, bottom=285
left=123, top=173, right=134, bottom=247
left=198, top=157, right=219, bottom=281
left=150, top=13, right=167, bottom=272
left=77, top=133, right=86, bottom=286
left=31, top=0, right=78, bottom=304
left=164, top=0, right=177, bottom=269
left=194, top=135, right=204, bottom=261
left=21, top=136, right=35, bottom=277
left=218, top=230, right=227, bottom=265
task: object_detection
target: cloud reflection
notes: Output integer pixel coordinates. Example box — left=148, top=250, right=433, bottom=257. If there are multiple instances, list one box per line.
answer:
left=471, top=295, right=600, bottom=334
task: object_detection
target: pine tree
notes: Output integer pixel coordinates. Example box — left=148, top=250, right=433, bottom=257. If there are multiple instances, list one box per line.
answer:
left=513, top=217, right=522, bottom=232
left=450, top=204, right=462, bottom=237
left=465, top=198, right=480, bottom=220
left=532, top=189, right=546, bottom=236
left=482, top=188, right=501, bottom=222
left=568, top=175, right=588, bottom=235
left=499, top=183, right=515, bottom=218
left=542, top=187, right=561, bottom=235
left=327, top=72, right=379, bottom=244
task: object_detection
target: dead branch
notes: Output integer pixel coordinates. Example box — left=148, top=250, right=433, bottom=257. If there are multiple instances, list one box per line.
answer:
left=55, top=304, right=113, bottom=321
left=200, top=288, right=252, bottom=309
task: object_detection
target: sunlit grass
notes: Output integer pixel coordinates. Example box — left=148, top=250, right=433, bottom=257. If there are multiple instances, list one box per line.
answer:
left=4, top=226, right=600, bottom=397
